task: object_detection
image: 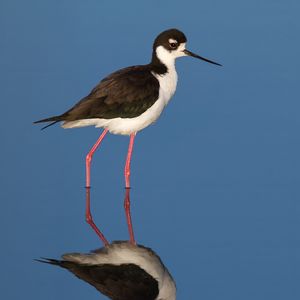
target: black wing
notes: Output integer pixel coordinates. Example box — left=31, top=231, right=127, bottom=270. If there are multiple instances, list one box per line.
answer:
left=38, top=259, right=159, bottom=300
left=34, top=65, right=160, bottom=125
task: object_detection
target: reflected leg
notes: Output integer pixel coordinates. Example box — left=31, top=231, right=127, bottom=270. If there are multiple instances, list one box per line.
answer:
left=124, top=187, right=135, bottom=244
left=85, top=187, right=109, bottom=245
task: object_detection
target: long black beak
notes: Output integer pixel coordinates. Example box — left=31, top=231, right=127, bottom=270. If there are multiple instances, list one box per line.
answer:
left=183, top=49, right=222, bottom=66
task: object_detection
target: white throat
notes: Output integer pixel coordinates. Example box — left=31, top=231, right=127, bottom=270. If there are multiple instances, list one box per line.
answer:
left=155, top=46, right=177, bottom=70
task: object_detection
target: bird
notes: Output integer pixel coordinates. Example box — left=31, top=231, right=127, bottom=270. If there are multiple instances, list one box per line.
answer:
left=36, top=241, right=176, bottom=300
left=34, top=28, right=221, bottom=245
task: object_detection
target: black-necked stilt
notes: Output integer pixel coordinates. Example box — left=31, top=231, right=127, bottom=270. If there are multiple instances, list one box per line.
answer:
left=37, top=241, right=176, bottom=300
left=35, top=28, right=221, bottom=244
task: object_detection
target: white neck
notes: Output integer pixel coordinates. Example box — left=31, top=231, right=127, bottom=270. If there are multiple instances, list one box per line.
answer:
left=152, top=46, right=178, bottom=105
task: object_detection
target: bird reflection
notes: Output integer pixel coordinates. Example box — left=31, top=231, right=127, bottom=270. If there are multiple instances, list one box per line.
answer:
left=37, top=241, right=176, bottom=300
left=85, top=187, right=135, bottom=245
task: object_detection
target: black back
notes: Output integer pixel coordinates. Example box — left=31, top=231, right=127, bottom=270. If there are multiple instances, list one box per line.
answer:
left=34, top=65, right=160, bottom=125
left=38, top=259, right=159, bottom=300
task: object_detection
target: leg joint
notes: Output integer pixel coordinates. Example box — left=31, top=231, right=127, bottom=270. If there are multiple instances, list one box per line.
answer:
left=85, top=214, right=93, bottom=224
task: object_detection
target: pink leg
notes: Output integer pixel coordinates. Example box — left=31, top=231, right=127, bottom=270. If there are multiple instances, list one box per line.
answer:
left=124, top=187, right=136, bottom=244
left=124, top=133, right=136, bottom=188
left=85, top=129, right=109, bottom=245
left=86, top=129, right=108, bottom=188
left=85, top=187, right=109, bottom=246
left=124, top=133, right=136, bottom=244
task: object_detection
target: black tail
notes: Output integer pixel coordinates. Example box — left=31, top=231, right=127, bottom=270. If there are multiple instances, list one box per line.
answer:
left=35, top=257, right=75, bottom=270
left=35, top=257, right=62, bottom=266
left=34, top=116, right=62, bottom=130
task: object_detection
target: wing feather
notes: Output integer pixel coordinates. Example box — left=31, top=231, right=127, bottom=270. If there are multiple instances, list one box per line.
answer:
left=63, top=65, right=159, bottom=120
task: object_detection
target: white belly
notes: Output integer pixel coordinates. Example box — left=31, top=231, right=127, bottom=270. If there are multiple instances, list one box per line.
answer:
left=62, top=69, right=178, bottom=135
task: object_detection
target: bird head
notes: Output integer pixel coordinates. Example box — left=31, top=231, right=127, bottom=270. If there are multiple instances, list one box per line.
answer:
left=153, top=28, right=222, bottom=67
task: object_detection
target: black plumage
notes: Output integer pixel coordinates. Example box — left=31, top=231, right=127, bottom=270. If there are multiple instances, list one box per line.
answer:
left=34, top=65, right=160, bottom=127
left=38, top=259, right=159, bottom=300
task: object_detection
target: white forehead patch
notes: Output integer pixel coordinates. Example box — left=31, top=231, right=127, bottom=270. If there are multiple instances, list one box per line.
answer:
left=168, top=38, right=178, bottom=44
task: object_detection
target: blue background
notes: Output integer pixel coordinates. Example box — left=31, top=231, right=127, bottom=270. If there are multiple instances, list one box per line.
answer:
left=1, top=0, right=299, bottom=299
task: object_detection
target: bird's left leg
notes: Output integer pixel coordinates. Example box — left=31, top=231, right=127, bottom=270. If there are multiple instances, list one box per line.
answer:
left=124, top=132, right=136, bottom=244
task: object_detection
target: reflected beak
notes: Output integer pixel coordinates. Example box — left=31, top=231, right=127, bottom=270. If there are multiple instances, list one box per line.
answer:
left=183, top=49, right=222, bottom=66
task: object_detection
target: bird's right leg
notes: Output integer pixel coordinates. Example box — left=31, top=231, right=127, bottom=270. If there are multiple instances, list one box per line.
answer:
left=85, top=129, right=109, bottom=245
